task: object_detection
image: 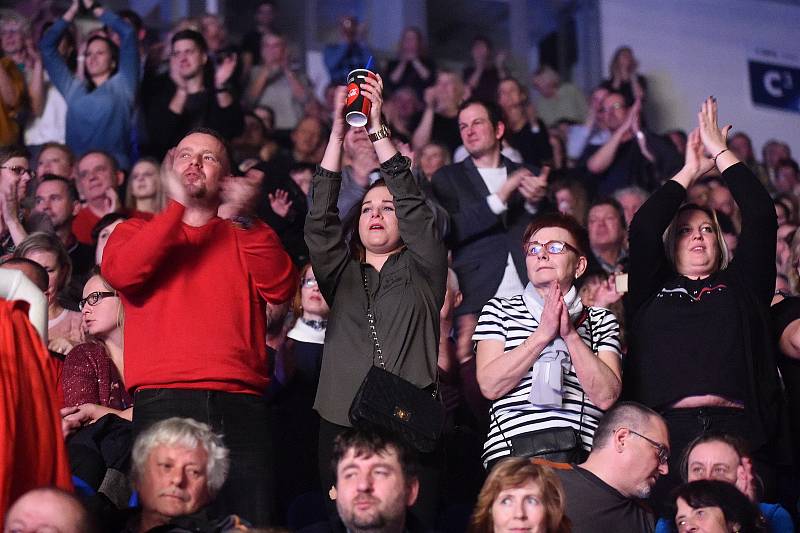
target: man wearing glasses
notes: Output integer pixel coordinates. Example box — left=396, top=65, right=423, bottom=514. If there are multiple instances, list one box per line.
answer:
left=0, top=146, right=35, bottom=255
left=102, top=127, right=295, bottom=527
left=584, top=91, right=681, bottom=198
left=550, top=401, right=669, bottom=533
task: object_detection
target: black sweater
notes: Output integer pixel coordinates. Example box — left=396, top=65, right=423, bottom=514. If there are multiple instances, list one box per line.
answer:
left=624, top=163, right=786, bottom=456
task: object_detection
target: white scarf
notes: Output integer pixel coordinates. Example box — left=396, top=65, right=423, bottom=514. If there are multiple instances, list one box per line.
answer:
left=521, top=282, right=584, bottom=408
left=287, top=319, right=326, bottom=344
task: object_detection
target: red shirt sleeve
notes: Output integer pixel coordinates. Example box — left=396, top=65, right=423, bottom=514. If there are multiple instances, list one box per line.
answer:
left=234, top=219, right=297, bottom=304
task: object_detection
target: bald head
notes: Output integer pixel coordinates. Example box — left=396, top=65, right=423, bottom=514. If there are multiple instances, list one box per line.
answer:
left=4, top=488, right=93, bottom=533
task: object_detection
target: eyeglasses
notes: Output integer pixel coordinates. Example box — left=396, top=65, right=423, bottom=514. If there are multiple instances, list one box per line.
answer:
left=623, top=428, right=670, bottom=465
left=601, top=102, right=625, bottom=113
left=525, top=240, right=581, bottom=257
left=301, top=278, right=318, bottom=288
left=79, top=291, right=117, bottom=311
left=0, top=165, right=36, bottom=180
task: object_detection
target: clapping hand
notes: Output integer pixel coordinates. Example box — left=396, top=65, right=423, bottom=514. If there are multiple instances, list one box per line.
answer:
left=330, top=85, right=348, bottom=143
left=518, top=166, right=550, bottom=204
left=683, top=127, right=715, bottom=180
left=697, top=96, right=732, bottom=161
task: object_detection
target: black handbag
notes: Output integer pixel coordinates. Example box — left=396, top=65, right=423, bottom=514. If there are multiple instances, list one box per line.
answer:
left=348, top=268, right=445, bottom=453
left=508, top=426, right=582, bottom=464
left=488, top=309, right=594, bottom=467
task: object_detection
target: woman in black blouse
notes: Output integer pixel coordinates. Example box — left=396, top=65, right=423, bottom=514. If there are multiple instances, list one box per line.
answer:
left=624, top=97, right=787, bottom=505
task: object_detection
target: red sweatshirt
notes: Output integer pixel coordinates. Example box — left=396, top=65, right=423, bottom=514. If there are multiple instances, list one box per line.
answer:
left=102, top=201, right=296, bottom=396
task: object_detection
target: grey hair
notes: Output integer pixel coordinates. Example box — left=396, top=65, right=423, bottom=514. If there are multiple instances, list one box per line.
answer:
left=131, top=417, right=229, bottom=496
left=613, top=185, right=649, bottom=203
left=591, top=401, right=663, bottom=451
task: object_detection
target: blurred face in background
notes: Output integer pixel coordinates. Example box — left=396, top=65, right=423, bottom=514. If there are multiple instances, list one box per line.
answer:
left=419, top=144, right=448, bottom=179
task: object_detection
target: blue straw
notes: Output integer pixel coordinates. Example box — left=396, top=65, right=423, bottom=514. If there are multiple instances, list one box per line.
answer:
left=365, top=56, right=373, bottom=71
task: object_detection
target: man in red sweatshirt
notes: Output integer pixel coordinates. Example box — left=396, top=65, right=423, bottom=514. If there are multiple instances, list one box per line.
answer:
left=102, top=127, right=296, bottom=526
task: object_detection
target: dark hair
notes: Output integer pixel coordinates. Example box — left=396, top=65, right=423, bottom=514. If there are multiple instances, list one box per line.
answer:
left=497, top=77, right=529, bottom=105
left=589, top=196, right=627, bottom=230
left=603, top=89, right=631, bottom=107
left=171, top=29, right=208, bottom=53
left=38, top=174, right=80, bottom=203
left=117, top=9, right=144, bottom=35
left=0, top=257, right=49, bottom=292
left=471, top=34, right=493, bottom=50
left=182, top=127, right=235, bottom=175
left=679, top=432, right=749, bottom=483
left=91, top=212, right=129, bottom=243
left=670, top=480, right=766, bottom=533
left=84, top=35, right=120, bottom=90
left=777, top=158, right=799, bottom=174
left=458, top=98, right=504, bottom=132
left=522, top=212, right=591, bottom=259
left=591, top=401, right=662, bottom=450
left=715, top=211, right=736, bottom=235
left=0, top=145, right=30, bottom=165
left=344, top=179, right=403, bottom=261
left=331, top=425, right=419, bottom=484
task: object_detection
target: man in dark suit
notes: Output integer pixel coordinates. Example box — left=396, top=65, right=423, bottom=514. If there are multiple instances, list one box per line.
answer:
left=432, top=99, right=550, bottom=362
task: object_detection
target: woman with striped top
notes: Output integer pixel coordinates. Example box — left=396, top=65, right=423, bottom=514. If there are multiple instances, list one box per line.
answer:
left=475, top=213, right=622, bottom=468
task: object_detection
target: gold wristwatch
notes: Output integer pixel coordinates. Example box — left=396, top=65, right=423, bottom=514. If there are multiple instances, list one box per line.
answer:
left=368, top=124, right=391, bottom=142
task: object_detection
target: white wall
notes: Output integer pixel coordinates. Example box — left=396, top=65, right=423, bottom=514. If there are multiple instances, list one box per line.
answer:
left=599, top=0, right=800, bottom=158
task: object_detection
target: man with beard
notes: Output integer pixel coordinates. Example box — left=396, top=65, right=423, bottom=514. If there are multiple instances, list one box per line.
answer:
left=330, top=426, right=424, bottom=533
left=102, top=128, right=295, bottom=526
left=551, top=402, right=668, bottom=532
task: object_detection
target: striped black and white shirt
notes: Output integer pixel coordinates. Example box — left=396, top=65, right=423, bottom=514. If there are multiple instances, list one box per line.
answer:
left=474, top=295, right=622, bottom=467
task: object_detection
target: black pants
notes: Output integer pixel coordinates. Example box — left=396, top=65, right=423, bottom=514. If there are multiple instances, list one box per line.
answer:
left=651, top=406, right=775, bottom=517
left=133, top=389, right=274, bottom=527
left=318, top=417, right=442, bottom=530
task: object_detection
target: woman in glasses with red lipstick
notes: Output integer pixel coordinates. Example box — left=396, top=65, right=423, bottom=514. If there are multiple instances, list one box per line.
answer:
left=624, top=98, right=788, bottom=508
left=475, top=211, right=623, bottom=469
left=60, top=271, right=131, bottom=436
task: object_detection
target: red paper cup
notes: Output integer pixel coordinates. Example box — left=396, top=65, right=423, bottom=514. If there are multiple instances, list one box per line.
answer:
left=345, top=69, right=376, bottom=127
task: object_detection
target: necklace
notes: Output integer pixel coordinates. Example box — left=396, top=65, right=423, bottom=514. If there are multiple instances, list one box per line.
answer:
left=302, top=317, right=327, bottom=331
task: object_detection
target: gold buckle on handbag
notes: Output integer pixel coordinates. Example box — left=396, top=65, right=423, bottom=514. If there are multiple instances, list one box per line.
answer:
left=393, top=406, right=411, bottom=421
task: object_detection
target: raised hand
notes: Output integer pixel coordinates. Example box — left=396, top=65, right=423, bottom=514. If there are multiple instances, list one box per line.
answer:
left=219, top=167, right=263, bottom=219
left=100, top=187, right=121, bottom=216
left=697, top=96, right=731, bottom=158
left=684, top=127, right=715, bottom=179
left=268, top=188, right=293, bottom=218
left=593, top=274, right=624, bottom=309
left=330, top=85, right=348, bottom=143
left=214, top=53, right=238, bottom=89
left=359, top=73, right=385, bottom=132
left=518, top=166, right=550, bottom=204
left=161, top=148, right=187, bottom=206
left=736, top=456, right=757, bottom=502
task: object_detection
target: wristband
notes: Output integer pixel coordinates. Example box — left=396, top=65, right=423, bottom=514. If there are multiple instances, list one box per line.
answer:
left=713, top=148, right=729, bottom=164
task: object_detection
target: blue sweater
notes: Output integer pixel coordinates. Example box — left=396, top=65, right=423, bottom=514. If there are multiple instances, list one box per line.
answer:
left=40, top=11, right=139, bottom=169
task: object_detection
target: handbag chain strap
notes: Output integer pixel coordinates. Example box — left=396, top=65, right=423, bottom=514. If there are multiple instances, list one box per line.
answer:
left=362, top=266, right=387, bottom=369
left=361, top=265, right=439, bottom=397
left=490, top=307, right=593, bottom=457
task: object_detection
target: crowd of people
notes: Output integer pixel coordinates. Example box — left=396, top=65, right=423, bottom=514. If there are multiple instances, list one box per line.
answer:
left=1, top=0, right=799, bottom=532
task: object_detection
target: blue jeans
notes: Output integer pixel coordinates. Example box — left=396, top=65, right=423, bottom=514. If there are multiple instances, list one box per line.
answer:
left=133, top=389, right=273, bottom=526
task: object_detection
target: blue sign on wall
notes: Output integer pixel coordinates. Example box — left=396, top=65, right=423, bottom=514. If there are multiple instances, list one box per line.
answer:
left=748, top=60, right=800, bottom=114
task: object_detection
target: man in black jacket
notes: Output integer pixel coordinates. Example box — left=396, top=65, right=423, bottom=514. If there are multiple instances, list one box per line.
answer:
left=432, top=99, right=550, bottom=362
left=142, top=30, right=243, bottom=159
